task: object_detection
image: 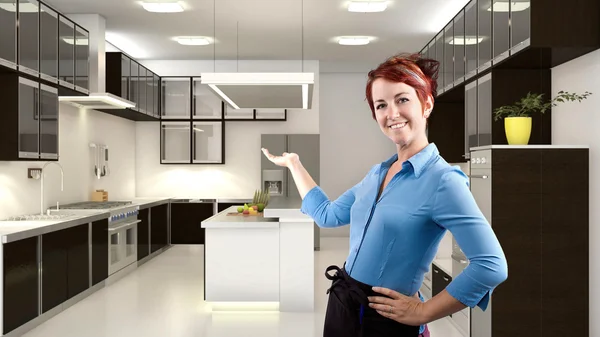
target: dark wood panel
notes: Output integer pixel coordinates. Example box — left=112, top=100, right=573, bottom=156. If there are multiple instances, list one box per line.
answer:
left=137, top=208, right=150, bottom=260
left=41, top=230, right=68, bottom=313
left=0, top=73, right=19, bottom=161
left=105, top=52, right=123, bottom=98
left=170, top=202, right=214, bottom=245
left=540, top=149, right=589, bottom=336
left=66, top=224, right=89, bottom=299
left=3, top=237, right=39, bottom=334
left=91, top=218, right=108, bottom=286
left=151, top=204, right=169, bottom=253
left=428, top=101, right=465, bottom=163
left=491, top=149, right=542, bottom=337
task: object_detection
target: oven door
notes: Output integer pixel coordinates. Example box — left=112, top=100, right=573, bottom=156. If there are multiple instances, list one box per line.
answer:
left=108, top=220, right=140, bottom=275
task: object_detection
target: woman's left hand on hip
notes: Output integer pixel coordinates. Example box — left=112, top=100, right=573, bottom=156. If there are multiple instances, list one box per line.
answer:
left=368, top=287, right=427, bottom=326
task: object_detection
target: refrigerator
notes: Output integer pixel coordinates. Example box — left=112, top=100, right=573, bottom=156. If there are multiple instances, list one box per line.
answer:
left=261, top=134, right=320, bottom=250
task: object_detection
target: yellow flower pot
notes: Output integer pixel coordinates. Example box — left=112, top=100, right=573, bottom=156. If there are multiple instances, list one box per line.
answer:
left=504, top=117, right=532, bottom=145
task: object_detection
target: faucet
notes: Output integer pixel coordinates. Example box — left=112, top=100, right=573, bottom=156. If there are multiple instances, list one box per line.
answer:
left=40, top=162, right=64, bottom=215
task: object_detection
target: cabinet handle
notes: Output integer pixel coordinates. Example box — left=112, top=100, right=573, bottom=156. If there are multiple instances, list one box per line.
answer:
left=434, top=269, right=439, bottom=273
left=443, top=277, right=449, bottom=282
left=470, top=174, right=488, bottom=179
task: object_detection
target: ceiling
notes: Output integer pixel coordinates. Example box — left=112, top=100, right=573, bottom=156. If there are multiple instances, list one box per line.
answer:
left=43, top=0, right=470, bottom=63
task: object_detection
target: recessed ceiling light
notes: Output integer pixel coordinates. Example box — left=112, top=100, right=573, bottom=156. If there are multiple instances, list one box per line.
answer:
left=141, top=1, right=184, bottom=13
left=348, top=1, right=388, bottom=13
left=174, top=36, right=211, bottom=46
left=62, top=37, right=89, bottom=45
left=0, top=2, right=42, bottom=12
left=338, top=37, right=371, bottom=45
left=487, top=1, right=530, bottom=12
left=449, top=36, right=484, bottom=45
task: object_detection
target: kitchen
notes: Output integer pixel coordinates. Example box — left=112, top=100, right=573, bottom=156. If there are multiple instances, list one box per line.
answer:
left=0, top=0, right=598, bottom=336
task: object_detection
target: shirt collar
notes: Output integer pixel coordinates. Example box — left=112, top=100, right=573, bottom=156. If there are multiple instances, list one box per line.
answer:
left=381, top=143, right=439, bottom=178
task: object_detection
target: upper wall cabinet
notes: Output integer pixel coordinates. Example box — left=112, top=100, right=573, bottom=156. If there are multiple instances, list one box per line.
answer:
left=0, top=0, right=17, bottom=69
left=58, top=16, right=75, bottom=88
left=420, top=0, right=600, bottom=98
left=40, top=3, right=59, bottom=83
left=161, top=77, right=191, bottom=119
left=193, top=78, right=222, bottom=119
left=74, top=25, right=89, bottom=94
left=18, top=0, right=40, bottom=77
left=104, top=51, right=161, bottom=121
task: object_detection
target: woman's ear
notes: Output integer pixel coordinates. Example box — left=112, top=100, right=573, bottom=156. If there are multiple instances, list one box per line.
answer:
left=424, top=95, right=434, bottom=118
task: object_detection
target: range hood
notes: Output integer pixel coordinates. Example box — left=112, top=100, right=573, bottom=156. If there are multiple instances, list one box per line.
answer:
left=200, top=72, right=314, bottom=110
left=58, top=93, right=136, bottom=110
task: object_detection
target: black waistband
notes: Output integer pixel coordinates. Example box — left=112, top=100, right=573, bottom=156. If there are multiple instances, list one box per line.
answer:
left=325, top=265, right=376, bottom=306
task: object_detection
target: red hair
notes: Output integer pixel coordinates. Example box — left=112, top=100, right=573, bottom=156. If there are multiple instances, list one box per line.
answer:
left=365, top=53, right=439, bottom=120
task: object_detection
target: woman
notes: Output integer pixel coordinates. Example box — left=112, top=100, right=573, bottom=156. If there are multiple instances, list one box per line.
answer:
left=262, top=53, right=508, bottom=337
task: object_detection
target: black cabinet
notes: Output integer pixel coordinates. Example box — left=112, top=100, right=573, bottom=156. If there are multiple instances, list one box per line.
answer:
left=0, top=73, right=59, bottom=161
left=103, top=51, right=161, bottom=121
left=431, top=263, right=452, bottom=298
left=137, top=208, right=150, bottom=261
left=0, top=0, right=17, bottom=69
left=58, top=15, right=75, bottom=89
left=3, top=236, right=39, bottom=335
left=171, top=201, right=214, bottom=245
left=18, top=0, right=40, bottom=77
left=74, top=25, right=89, bottom=94
left=40, top=3, right=58, bottom=83
left=428, top=100, right=465, bottom=163
left=91, top=218, right=108, bottom=286
left=41, top=224, right=89, bottom=313
left=150, top=204, right=169, bottom=253
left=420, top=0, right=599, bottom=93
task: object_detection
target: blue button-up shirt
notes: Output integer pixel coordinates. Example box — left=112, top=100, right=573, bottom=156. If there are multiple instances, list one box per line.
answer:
left=301, top=143, right=507, bottom=310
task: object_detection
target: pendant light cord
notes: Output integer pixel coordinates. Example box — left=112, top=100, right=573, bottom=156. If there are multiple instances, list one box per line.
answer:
left=237, top=21, right=239, bottom=72
left=301, top=0, right=304, bottom=72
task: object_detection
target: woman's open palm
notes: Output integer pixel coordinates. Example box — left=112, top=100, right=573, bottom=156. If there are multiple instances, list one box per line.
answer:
left=261, top=148, right=299, bottom=168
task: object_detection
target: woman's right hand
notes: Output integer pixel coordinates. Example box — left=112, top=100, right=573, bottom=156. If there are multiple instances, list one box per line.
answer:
left=261, top=148, right=299, bottom=168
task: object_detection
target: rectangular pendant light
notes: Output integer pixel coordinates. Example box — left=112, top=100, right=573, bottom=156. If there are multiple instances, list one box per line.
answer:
left=200, top=72, right=314, bottom=110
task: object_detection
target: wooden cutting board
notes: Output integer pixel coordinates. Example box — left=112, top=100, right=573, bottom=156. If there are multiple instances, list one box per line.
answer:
left=226, top=212, right=263, bottom=216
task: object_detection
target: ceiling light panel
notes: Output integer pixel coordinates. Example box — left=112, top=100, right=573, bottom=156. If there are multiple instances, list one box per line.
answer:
left=174, top=36, right=211, bottom=46
left=487, top=1, right=530, bottom=12
left=348, top=1, right=388, bottom=13
left=141, top=1, right=184, bottom=13
left=338, top=37, right=370, bottom=45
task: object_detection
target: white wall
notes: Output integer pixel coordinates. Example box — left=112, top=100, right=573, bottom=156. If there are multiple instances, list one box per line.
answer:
left=318, top=73, right=396, bottom=237
left=135, top=60, right=319, bottom=198
left=550, top=49, right=600, bottom=337
left=0, top=104, right=137, bottom=219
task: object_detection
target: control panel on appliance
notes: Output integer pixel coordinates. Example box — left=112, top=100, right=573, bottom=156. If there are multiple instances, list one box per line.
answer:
left=110, top=207, right=139, bottom=223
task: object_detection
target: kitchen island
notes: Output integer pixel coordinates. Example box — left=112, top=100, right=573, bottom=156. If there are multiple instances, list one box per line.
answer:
left=201, top=198, right=315, bottom=312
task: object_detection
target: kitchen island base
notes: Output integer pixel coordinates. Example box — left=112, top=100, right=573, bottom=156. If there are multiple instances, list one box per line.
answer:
left=202, top=205, right=315, bottom=312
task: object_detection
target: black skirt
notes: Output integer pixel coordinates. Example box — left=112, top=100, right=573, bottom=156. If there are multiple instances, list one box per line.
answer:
left=322, top=265, right=420, bottom=337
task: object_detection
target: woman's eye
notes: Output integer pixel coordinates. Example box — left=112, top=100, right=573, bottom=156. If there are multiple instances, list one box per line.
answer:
left=376, top=104, right=386, bottom=110
left=397, top=98, right=409, bottom=104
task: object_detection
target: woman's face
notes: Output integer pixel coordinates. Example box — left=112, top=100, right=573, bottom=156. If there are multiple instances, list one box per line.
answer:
left=371, top=78, right=433, bottom=148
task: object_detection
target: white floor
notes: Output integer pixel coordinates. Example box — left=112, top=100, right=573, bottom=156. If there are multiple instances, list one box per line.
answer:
left=22, top=238, right=465, bottom=337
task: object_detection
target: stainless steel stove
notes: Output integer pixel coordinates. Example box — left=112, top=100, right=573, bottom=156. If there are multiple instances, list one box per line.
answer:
left=56, top=201, right=139, bottom=276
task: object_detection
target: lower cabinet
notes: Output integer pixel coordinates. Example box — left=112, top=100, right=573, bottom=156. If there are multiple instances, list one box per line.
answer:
left=150, top=204, right=169, bottom=253
left=137, top=208, right=150, bottom=261
left=171, top=201, right=214, bottom=244
left=91, top=219, right=108, bottom=286
left=431, top=263, right=452, bottom=298
left=3, top=236, right=39, bottom=335
left=41, top=224, right=90, bottom=313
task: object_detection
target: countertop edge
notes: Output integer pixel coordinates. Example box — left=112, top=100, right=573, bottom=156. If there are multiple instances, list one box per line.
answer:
left=201, top=206, right=280, bottom=228
left=132, top=198, right=172, bottom=210
left=2, top=211, right=111, bottom=244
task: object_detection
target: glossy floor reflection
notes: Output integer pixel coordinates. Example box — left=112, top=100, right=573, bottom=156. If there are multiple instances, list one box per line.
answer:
left=23, top=238, right=464, bottom=337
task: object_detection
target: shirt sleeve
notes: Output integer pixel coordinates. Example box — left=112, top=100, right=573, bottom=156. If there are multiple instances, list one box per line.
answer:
left=431, top=167, right=508, bottom=311
left=300, top=165, right=375, bottom=228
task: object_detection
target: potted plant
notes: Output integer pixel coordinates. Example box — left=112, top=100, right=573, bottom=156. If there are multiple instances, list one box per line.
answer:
left=493, top=90, right=592, bottom=145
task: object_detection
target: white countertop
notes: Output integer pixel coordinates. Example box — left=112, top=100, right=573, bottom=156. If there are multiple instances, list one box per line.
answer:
left=202, top=206, right=279, bottom=229
left=262, top=197, right=313, bottom=222
left=471, top=144, right=589, bottom=150
left=129, top=197, right=172, bottom=209
left=433, top=257, right=453, bottom=276
left=0, top=210, right=110, bottom=244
